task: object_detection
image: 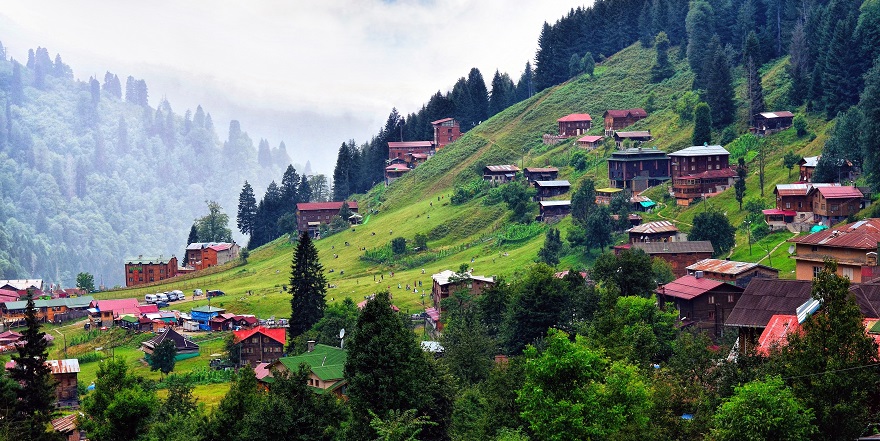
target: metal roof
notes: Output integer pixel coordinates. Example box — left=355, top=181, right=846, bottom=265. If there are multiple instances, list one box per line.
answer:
left=725, top=279, right=814, bottom=328
left=387, top=141, right=433, bottom=148
left=46, top=359, right=80, bottom=374
left=51, top=414, right=80, bottom=433
left=191, top=305, right=226, bottom=313
left=557, top=113, right=592, bottom=122
left=577, top=135, right=604, bottom=142
left=686, top=259, right=779, bottom=276
left=813, top=186, right=863, bottom=199
left=775, top=183, right=838, bottom=197
left=233, top=326, right=286, bottom=345
left=432, top=270, right=494, bottom=285
left=142, top=328, right=200, bottom=351
left=124, top=256, right=175, bottom=265
left=278, top=344, right=347, bottom=382
left=296, top=201, right=359, bottom=211
left=524, top=167, right=558, bottom=173
left=534, top=180, right=571, bottom=187
left=0, top=279, right=42, bottom=290
left=788, top=218, right=880, bottom=249
left=631, top=241, right=714, bottom=254
left=627, top=220, right=678, bottom=234
left=614, top=130, right=652, bottom=138
left=757, top=111, right=795, bottom=118
left=604, top=108, right=647, bottom=118
left=430, top=117, right=455, bottom=125
left=540, top=200, right=571, bottom=207
left=800, top=156, right=820, bottom=167
left=668, top=145, right=730, bottom=157
left=484, top=165, right=520, bottom=173
left=657, top=275, right=730, bottom=300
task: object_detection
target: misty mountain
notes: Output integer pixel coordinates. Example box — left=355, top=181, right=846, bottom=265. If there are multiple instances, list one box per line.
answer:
left=0, top=42, right=293, bottom=287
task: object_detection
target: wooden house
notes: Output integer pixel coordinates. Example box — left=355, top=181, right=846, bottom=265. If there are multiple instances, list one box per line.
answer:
left=482, top=165, right=520, bottom=183
left=538, top=200, right=571, bottom=222
left=0, top=279, right=43, bottom=297
left=577, top=135, right=603, bottom=149
left=267, top=342, right=348, bottom=398
left=686, top=259, right=779, bottom=288
left=430, top=270, right=494, bottom=331
left=385, top=163, right=410, bottom=185
left=788, top=218, right=880, bottom=282
left=668, top=145, right=737, bottom=206
left=387, top=141, right=434, bottom=161
left=296, top=201, right=359, bottom=237
left=124, top=256, right=178, bottom=287
left=431, top=118, right=461, bottom=149
left=185, top=242, right=240, bottom=270
left=51, top=414, right=85, bottom=441
left=613, top=130, right=652, bottom=147
left=657, top=274, right=745, bottom=338
left=603, top=108, right=648, bottom=135
left=606, top=146, right=671, bottom=192
left=625, top=241, right=715, bottom=277
left=808, top=185, right=863, bottom=226
left=627, top=220, right=679, bottom=243
left=800, top=156, right=819, bottom=182
left=1, top=296, right=93, bottom=324
left=523, top=167, right=558, bottom=182
left=141, top=328, right=200, bottom=361
left=90, top=298, right=140, bottom=327
left=753, top=111, right=794, bottom=135
left=595, top=187, right=623, bottom=204
left=233, top=326, right=286, bottom=367
left=533, top=180, right=571, bottom=200
left=557, top=114, right=592, bottom=137
left=46, top=359, right=80, bottom=408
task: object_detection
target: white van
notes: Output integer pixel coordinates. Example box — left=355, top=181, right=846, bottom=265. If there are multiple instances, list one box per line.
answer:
left=193, top=289, right=203, bottom=297
left=171, top=290, right=184, bottom=301
left=156, top=293, right=168, bottom=303
left=145, top=294, right=157, bottom=304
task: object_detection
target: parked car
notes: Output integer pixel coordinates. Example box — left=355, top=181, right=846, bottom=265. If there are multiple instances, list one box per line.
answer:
left=206, top=290, right=225, bottom=298
left=156, top=301, right=169, bottom=308
left=167, top=292, right=178, bottom=301
left=177, top=293, right=186, bottom=301
left=145, top=294, right=157, bottom=304
left=171, top=290, right=184, bottom=301
left=156, top=293, right=168, bottom=303
left=193, top=289, right=203, bottom=296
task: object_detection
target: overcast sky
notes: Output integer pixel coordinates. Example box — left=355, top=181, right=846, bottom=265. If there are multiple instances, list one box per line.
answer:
left=0, top=1, right=586, bottom=174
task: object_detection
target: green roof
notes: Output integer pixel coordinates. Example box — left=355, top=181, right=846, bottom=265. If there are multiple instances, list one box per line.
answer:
left=121, top=315, right=138, bottom=323
left=191, top=306, right=226, bottom=313
left=278, top=344, right=347, bottom=381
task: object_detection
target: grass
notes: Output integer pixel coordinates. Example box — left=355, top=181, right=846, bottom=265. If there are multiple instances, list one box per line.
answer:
left=63, top=42, right=847, bottom=405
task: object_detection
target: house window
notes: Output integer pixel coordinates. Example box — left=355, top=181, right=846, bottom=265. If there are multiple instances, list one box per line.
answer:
left=785, top=202, right=791, bottom=209
left=708, top=310, right=716, bottom=320
left=831, top=204, right=839, bottom=212
left=708, top=296, right=715, bottom=304
left=813, top=266, right=822, bottom=278
left=842, top=267, right=854, bottom=280
left=811, top=246, right=818, bottom=252
left=728, top=295, right=734, bottom=303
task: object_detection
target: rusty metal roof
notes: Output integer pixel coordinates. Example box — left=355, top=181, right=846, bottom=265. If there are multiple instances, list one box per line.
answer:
left=775, top=182, right=837, bottom=197
left=524, top=167, right=558, bottom=173
left=627, top=220, right=678, bottom=234
left=557, top=113, right=592, bottom=122
left=813, top=186, right=863, bottom=199
left=387, top=141, right=433, bottom=149
left=51, top=414, right=79, bottom=433
left=687, top=258, right=779, bottom=276
left=725, top=279, right=814, bottom=327
left=789, top=218, right=880, bottom=249
left=46, top=359, right=80, bottom=374
left=669, top=145, right=729, bottom=157
left=656, top=275, right=730, bottom=300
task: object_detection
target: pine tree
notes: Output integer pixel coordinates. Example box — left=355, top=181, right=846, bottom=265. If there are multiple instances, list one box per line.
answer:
left=788, top=22, right=810, bottom=105
left=237, top=181, right=257, bottom=236
left=10, top=62, right=24, bottom=105
left=298, top=175, right=312, bottom=203
left=489, top=70, right=515, bottom=117
left=568, top=53, right=582, bottom=78
left=686, top=1, right=716, bottom=89
left=280, top=165, right=300, bottom=207
left=705, top=45, right=734, bottom=128
left=332, top=142, right=351, bottom=201
left=651, top=32, right=673, bottom=82
left=467, top=67, right=489, bottom=128
left=860, top=59, right=880, bottom=191
left=515, top=61, right=535, bottom=102
left=735, top=158, right=747, bottom=210
left=692, top=102, right=712, bottom=146
left=537, top=228, right=562, bottom=266
left=581, top=52, right=595, bottom=77
left=824, top=15, right=861, bottom=117
left=288, top=232, right=327, bottom=343
left=9, top=292, right=57, bottom=441
left=187, top=224, right=199, bottom=245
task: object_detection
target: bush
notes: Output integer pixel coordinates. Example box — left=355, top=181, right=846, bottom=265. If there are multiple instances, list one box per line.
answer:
left=719, top=127, right=737, bottom=145
left=570, top=150, right=590, bottom=171
left=391, top=237, right=407, bottom=255
left=793, top=114, right=807, bottom=137
left=413, top=233, right=428, bottom=251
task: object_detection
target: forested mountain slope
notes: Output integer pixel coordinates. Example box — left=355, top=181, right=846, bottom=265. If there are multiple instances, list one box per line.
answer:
left=0, top=44, right=292, bottom=286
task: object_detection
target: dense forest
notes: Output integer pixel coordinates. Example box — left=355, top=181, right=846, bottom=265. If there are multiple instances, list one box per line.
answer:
left=0, top=43, right=306, bottom=287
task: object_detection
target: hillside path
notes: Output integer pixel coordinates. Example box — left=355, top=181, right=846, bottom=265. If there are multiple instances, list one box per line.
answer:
left=756, top=232, right=798, bottom=264
left=655, top=203, right=692, bottom=227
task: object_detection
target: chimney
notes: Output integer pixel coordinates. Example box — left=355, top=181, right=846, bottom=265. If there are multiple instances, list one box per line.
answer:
left=307, top=340, right=316, bottom=352
left=694, top=270, right=704, bottom=279
left=868, top=251, right=878, bottom=267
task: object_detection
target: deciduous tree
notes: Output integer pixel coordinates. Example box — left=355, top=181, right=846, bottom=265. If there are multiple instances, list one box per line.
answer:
left=149, top=340, right=177, bottom=375
left=195, top=201, right=232, bottom=243
left=76, top=272, right=95, bottom=292
left=688, top=210, right=735, bottom=257
left=711, top=376, right=816, bottom=441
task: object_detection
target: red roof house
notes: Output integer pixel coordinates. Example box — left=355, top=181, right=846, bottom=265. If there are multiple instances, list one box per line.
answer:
left=233, top=326, right=287, bottom=366
left=557, top=114, right=592, bottom=137
left=603, top=108, right=648, bottom=134
left=657, top=274, right=745, bottom=338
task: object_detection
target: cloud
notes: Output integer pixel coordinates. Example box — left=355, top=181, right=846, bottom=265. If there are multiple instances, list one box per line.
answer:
left=0, top=0, right=582, bottom=174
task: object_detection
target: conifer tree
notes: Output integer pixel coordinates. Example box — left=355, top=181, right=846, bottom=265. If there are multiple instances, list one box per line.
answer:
left=692, top=102, right=712, bottom=146
left=237, top=181, right=257, bottom=236
left=515, top=61, right=535, bottom=102
left=288, top=232, right=326, bottom=344
left=650, top=32, right=673, bottom=82
left=568, top=53, right=582, bottom=78
left=298, top=174, right=312, bottom=203
left=10, top=62, right=24, bottom=105
left=280, top=165, right=300, bottom=207
left=537, top=228, right=562, bottom=266
left=824, top=16, right=860, bottom=118
left=860, top=59, right=880, bottom=191
left=466, top=68, right=489, bottom=127
left=735, top=158, right=747, bottom=210
left=705, top=45, right=734, bottom=128
left=686, top=1, right=716, bottom=89
left=9, top=292, right=57, bottom=441
left=332, top=142, right=352, bottom=200
left=581, top=52, right=595, bottom=77
left=788, top=22, right=810, bottom=105
left=489, top=70, right=515, bottom=117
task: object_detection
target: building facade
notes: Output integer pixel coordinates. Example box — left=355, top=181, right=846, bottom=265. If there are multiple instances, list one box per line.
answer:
left=387, top=141, right=434, bottom=161
left=603, top=108, right=648, bottom=135
left=607, top=147, right=671, bottom=191
left=686, top=259, right=779, bottom=288
left=753, top=111, right=794, bottom=135
left=668, top=145, right=737, bottom=206
left=124, top=256, right=178, bottom=287
left=185, top=242, right=240, bottom=270
left=657, top=274, right=745, bottom=339
left=234, top=326, right=286, bottom=367
left=557, top=114, right=592, bottom=137
left=533, top=180, right=571, bottom=200
left=295, top=201, right=359, bottom=237
left=431, top=118, right=461, bottom=149
left=482, top=165, right=520, bottom=183
left=788, top=218, right=880, bottom=283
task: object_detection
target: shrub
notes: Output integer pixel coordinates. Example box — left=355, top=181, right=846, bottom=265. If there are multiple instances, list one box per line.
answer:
left=570, top=150, right=590, bottom=171
left=793, top=114, right=807, bottom=137
left=391, top=237, right=407, bottom=255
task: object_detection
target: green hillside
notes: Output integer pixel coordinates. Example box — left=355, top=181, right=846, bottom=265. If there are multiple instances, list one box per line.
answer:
left=96, top=42, right=834, bottom=320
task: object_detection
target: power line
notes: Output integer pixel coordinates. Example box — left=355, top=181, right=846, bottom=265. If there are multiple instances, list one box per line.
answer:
left=781, top=362, right=880, bottom=380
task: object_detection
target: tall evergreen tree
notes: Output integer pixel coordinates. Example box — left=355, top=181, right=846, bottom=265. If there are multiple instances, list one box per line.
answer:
left=686, top=1, right=716, bottom=89
left=289, top=232, right=327, bottom=343
left=860, top=58, right=880, bottom=191
left=187, top=223, right=199, bottom=245
left=788, top=22, right=810, bottom=105
left=692, top=102, right=712, bottom=146
left=735, top=157, right=747, bottom=210
left=298, top=174, right=312, bottom=204
left=237, top=181, right=257, bottom=236
left=651, top=32, right=673, bottom=82
left=515, top=61, right=535, bottom=102
left=332, top=142, right=352, bottom=201
left=824, top=15, right=861, bottom=117
left=9, top=292, right=57, bottom=441
left=489, top=70, right=515, bottom=117
left=280, top=165, right=300, bottom=207
left=705, top=45, right=735, bottom=127
left=10, top=61, right=24, bottom=105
